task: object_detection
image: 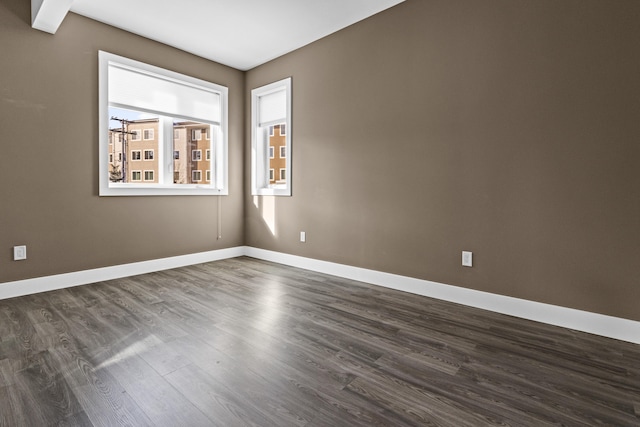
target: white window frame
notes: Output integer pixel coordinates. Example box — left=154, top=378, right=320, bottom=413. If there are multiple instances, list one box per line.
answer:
left=130, top=130, right=141, bottom=141
left=279, top=168, right=286, bottom=181
left=143, top=129, right=154, bottom=140
left=144, top=170, right=154, bottom=181
left=144, top=149, right=154, bottom=161
left=192, top=150, right=202, bottom=161
left=206, top=170, right=211, bottom=182
left=99, top=51, right=229, bottom=196
left=131, top=170, right=142, bottom=181
left=251, top=77, right=292, bottom=196
left=269, top=146, right=275, bottom=159
left=192, top=170, right=202, bottom=182
left=279, top=145, right=286, bottom=159
left=280, top=124, right=286, bottom=136
left=206, top=149, right=211, bottom=161
left=131, top=150, right=141, bottom=161
left=269, top=169, right=274, bottom=181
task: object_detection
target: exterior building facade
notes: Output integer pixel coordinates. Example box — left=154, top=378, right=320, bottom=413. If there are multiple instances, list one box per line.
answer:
left=108, top=118, right=212, bottom=184
left=268, top=123, right=287, bottom=185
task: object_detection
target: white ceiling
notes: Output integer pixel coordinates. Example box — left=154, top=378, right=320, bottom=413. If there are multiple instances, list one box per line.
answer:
left=63, top=0, right=404, bottom=71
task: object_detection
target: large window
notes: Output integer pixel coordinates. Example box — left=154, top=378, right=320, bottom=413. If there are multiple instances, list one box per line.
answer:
left=251, top=77, right=292, bottom=196
left=99, top=51, right=228, bottom=196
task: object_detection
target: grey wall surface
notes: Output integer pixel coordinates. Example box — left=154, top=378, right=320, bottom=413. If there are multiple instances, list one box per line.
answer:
left=0, top=0, right=245, bottom=282
left=245, top=0, right=640, bottom=321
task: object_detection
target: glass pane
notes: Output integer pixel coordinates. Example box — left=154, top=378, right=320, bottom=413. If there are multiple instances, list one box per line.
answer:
left=268, top=123, right=286, bottom=188
left=108, top=107, right=160, bottom=184
left=173, top=120, right=213, bottom=184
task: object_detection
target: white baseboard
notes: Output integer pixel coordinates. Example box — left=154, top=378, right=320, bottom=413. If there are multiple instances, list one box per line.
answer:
left=0, top=246, right=245, bottom=301
left=2, top=245, right=638, bottom=345
left=245, top=247, right=640, bottom=345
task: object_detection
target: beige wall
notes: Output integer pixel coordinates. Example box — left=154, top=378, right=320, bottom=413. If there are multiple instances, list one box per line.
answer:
left=0, top=0, right=244, bottom=282
left=245, top=0, right=640, bottom=321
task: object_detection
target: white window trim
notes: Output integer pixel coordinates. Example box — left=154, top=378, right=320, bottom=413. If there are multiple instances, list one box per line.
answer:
left=99, top=51, right=229, bottom=196
left=206, top=149, right=211, bottom=161
left=192, top=170, right=202, bottom=182
left=144, top=149, right=154, bottom=161
left=131, top=170, right=142, bottom=181
left=206, top=170, right=211, bottom=182
left=279, top=168, right=286, bottom=181
left=269, top=146, right=275, bottom=159
left=251, top=77, right=292, bottom=196
left=143, top=129, right=154, bottom=140
left=131, top=150, right=141, bottom=161
left=279, top=145, right=286, bottom=159
left=192, top=149, right=202, bottom=161
left=130, top=130, right=141, bottom=141
left=269, top=168, right=274, bottom=181
left=143, top=170, right=154, bottom=181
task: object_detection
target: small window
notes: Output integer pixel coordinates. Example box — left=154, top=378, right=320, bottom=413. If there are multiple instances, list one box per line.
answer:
left=131, top=130, right=141, bottom=141
left=251, top=77, right=292, bottom=196
left=144, top=170, right=154, bottom=181
left=143, top=129, right=154, bottom=140
left=192, top=170, right=202, bottom=182
left=192, top=129, right=202, bottom=141
left=206, top=149, right=211, bottom=161
left=269, top=169, right=274, bottom=181
left=192, top=150, right=202, bottom=161
left=206, top=170, right=211, bottom=181
left=173, top=150, right=179, bottom=160
left=144, top=149, right=154, bottom=160
left=131, top=170, right=141, bottom=181
left=205, top=128, right=210, bottom=140
left=131, top=150, right=141, bottom=161
left=109, top=153, right=113, bottom=162
left=118, top=153, right=123, bottom=161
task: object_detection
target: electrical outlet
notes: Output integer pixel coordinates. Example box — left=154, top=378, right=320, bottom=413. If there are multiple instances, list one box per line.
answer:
left=462, top=251, right=472, bottom=267
left=300, top=231, right=306, bottom=243
left=13, top=245, right=27, bottom=261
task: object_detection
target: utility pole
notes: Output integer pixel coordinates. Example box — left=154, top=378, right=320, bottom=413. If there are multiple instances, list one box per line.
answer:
left=110, top=116, right=136, bottom=182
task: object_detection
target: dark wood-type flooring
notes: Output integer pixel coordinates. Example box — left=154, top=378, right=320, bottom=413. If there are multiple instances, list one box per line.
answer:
left=1, top=257, right=639, bottom=426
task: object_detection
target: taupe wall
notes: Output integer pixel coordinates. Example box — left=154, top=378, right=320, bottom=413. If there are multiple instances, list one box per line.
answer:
left=246, top=0, right=640, bottom=321
left=0, top=0, right=244, bottom=283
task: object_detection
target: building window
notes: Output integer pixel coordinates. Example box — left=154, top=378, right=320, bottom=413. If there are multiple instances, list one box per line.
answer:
left=269, top=169, right=274, bottom=181
left=99, top=51, right=229, bottom=196
left=131, top=150, right=141, bottom=161
left=109, top=153, right=113, bottom=162
left=118, top=153, right=122, bottom=161
left=206, top=170, right=211, bottom=181
left=144, top=170, right=154, bottom=181
left=269, top=146, right=275, bottom=159
left=174, top=150, right=179, bottom=160
left=206, top=149, right=211, bottom=161
left=192, top=150, right=202, bottom=161
left=280, top=124, right=286, bottom=136
left=192, top=170, right=202, bottom=182
left=251, top=77, right=292, bottom=196
left=192, top=129, right=202, bottom=141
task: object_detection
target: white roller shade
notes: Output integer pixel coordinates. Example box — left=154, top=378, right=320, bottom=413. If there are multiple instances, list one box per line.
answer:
left=109, top=64, right=221, bottom=123
left=258, top=89, right=286, bottom=125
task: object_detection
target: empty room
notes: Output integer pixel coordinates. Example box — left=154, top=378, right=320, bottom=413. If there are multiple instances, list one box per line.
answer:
left=1, top=0, right=639, bottom=425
